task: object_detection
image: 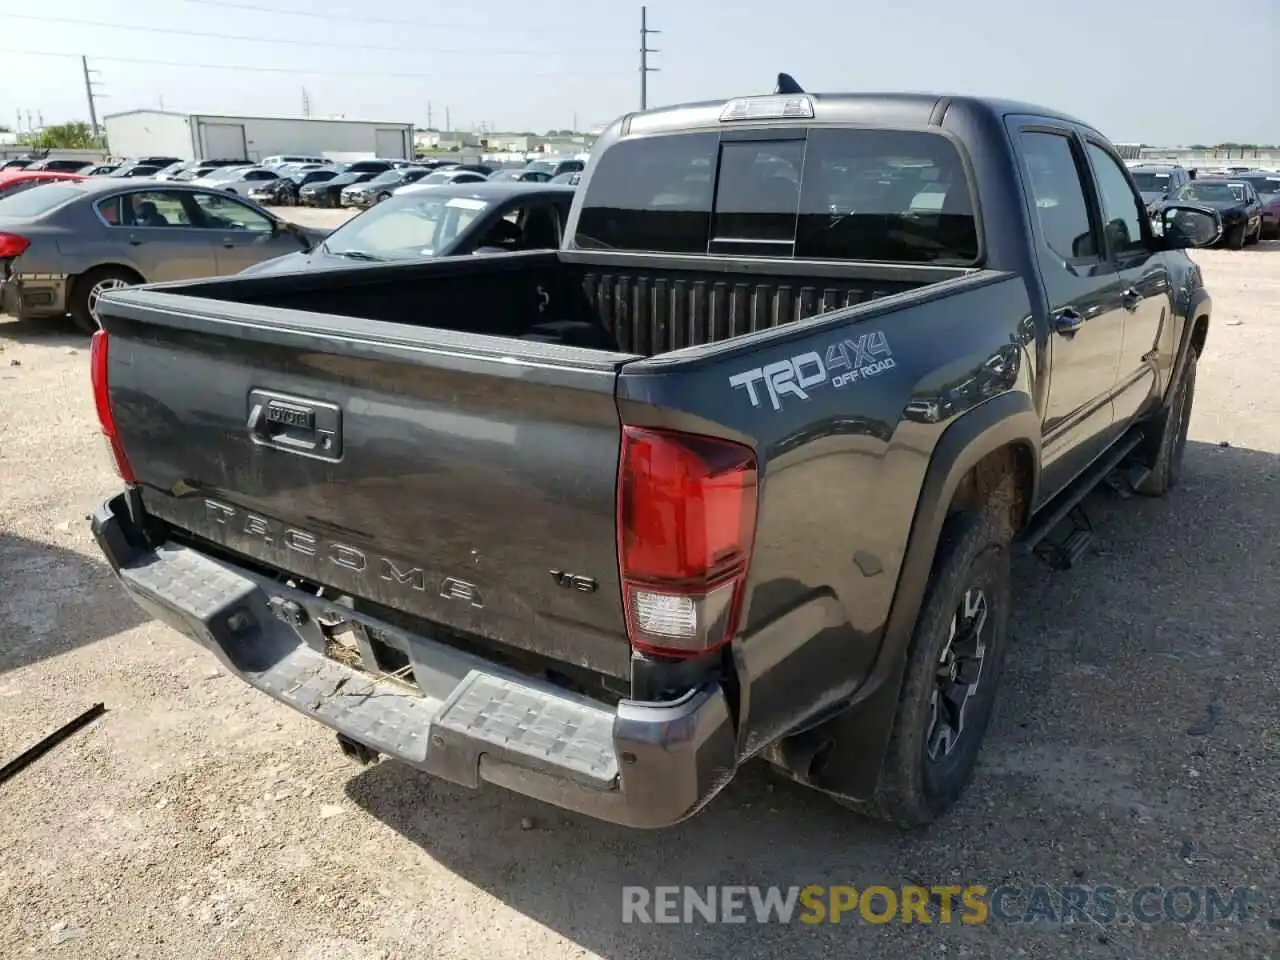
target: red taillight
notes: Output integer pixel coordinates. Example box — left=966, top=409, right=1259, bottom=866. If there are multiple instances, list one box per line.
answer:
left=0, top=232, right=30, bottom=258
left=89, top=330, right=136, bottom=484
left=617, top=426, right=758, bottom=658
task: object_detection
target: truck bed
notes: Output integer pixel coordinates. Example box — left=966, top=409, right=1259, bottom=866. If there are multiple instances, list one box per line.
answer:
left=145, top=250, right=960, bottom=357
left=94, top=250, right=991, bottom=694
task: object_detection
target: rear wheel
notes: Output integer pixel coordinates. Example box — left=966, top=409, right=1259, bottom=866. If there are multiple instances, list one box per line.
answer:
left=71, top=266, right=140, bottom=335
left=1227, top=223, right=1247, bottom=249
left=839, top=509, right=1012, bottom=827
left=377, top=191, right=392, bottom=203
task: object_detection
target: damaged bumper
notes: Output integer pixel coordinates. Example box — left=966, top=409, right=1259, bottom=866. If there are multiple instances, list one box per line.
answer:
left=0, top=274, right=68, bottom=318
left=90, top=494, right=737, bottom=828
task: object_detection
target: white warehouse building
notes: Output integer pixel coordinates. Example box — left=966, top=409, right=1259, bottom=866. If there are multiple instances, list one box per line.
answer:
left=102, top=110, right=415, bottom=162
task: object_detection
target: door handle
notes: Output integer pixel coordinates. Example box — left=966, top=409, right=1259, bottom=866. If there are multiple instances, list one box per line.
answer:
left=1121, top=288, right=1142, bottom=312
left=127, top=236, right=143, bottom=246
left=1052, top=309, right=1085, bottom=339
left=222, top=239, right=236, bottom=248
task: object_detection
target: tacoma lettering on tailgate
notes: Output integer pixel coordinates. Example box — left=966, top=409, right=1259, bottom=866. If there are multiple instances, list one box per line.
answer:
left=202, top=498, right=481, bottom=605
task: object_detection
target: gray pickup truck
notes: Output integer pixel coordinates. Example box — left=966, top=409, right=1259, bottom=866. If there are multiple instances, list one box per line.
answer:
left=88, top=78, right=1219, bottom=828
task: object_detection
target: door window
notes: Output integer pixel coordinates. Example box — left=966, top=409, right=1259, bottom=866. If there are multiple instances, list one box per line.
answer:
left=1016, top=131, right=1098, bottom=261
left=117, top=191, right=194, bottom=227
left=189, top=192, right=274, bottom=232
left=1086, top=143, right=1148, bottom=258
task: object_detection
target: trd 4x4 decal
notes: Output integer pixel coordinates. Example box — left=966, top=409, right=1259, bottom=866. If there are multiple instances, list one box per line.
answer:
left=728, top=331, right=896, bottom=411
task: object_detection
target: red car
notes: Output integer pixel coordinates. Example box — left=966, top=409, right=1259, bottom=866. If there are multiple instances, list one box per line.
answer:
left=0, top=170, right=87, bottom=201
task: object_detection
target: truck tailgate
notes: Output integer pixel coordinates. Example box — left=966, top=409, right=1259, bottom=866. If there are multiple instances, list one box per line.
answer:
left=99, top=291, right=636, bottom=678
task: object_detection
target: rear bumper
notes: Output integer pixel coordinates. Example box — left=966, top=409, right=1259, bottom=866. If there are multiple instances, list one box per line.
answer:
left=0, top=274, right=68, bottom=318
left=90, top=494, right=737, bottom=828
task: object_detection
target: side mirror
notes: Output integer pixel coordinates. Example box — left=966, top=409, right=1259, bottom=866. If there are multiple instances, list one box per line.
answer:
left=1159, top=204, right=1222, bottom=249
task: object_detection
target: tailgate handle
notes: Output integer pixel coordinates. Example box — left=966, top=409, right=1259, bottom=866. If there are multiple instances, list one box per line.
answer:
left=247, top=389, right=342, bottom=461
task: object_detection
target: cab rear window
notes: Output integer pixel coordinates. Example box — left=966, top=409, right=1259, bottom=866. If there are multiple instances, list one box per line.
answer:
left=574, top=128, right=979, bottom=264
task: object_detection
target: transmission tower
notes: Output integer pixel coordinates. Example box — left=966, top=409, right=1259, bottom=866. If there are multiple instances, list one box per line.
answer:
left=640, top=6, right=660, bottom=110
left=82, top=56, right=105, bottom=137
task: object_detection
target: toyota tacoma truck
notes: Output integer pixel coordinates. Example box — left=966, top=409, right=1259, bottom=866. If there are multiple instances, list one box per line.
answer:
left=87, top=78, right=1219, bottom=828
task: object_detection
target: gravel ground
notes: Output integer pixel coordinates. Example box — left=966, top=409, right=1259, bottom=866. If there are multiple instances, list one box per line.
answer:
left=0, top=236, right=1277, bottom=959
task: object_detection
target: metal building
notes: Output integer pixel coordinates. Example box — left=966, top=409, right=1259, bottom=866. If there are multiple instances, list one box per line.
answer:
left=102, top=110, right=414, bottom=162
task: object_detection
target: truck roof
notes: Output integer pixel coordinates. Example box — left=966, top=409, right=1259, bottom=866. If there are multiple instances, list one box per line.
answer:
left=613, top=91, right=1096, bottom=139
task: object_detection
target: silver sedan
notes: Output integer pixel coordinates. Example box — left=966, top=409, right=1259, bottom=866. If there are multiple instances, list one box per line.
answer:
left=0, top=178, right=327, bottom=332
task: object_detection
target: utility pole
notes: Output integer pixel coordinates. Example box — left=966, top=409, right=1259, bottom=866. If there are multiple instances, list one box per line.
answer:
left=81, top=56, right=103, bottom=136
left=301, top=87, right=312, bottom=118
left=446, top=106, right=451, bottom=132
left=427, top=101, right=433, bottom=129
left=640, top=6, right=660, bottom=110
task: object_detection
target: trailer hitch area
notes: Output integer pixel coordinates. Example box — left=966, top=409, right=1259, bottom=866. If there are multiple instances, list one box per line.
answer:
left=267, top=596, right=308, bottom=627
left=336, top=733, right=380, bottom=766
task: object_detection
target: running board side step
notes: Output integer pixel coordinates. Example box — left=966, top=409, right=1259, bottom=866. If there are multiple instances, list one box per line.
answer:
left=1015, top=429, right=1145, bottom=567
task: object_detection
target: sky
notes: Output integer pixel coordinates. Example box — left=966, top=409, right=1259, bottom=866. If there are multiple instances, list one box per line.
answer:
left=1, top=0, right=1276, bottom=144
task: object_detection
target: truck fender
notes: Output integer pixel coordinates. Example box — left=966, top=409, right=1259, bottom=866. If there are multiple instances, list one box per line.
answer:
left=1137, top=286, right=1209, bottom=463
left=1167, top=287, right=1211, bottom=410
left=802, top=390, right=1041, bottom=801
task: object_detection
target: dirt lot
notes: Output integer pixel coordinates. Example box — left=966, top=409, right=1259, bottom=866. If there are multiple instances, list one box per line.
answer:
left=1, top=239, right=1277, bottom=959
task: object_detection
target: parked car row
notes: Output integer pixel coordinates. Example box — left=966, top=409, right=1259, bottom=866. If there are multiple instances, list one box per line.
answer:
left=0, top=154, right=582, bottom=333
left=231, top=155, right=591, bottom=211
left=1131, top=162, right=1280, bottom=247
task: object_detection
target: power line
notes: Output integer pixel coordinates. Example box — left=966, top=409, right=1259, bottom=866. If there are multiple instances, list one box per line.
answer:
left=0, top=49, right=633, bottom=80
left=177, top=0, right=569, bottom=32
left=0, top=13, right=622, bottom=57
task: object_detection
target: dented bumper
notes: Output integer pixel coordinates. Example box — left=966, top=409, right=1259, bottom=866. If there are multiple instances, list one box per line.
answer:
left=90, top=493, right=737, bottom=828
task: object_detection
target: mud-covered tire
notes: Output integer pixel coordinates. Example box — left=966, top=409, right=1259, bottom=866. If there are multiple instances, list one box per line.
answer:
left=839, top=509, right=1012, bottom=827
left=1136, top=348, right=1197, bottom=497
left=70, top=266, right=141, bottom=335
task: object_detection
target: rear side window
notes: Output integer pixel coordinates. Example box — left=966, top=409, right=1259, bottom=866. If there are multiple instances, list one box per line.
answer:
left=575, top=129, right=979, bottom=263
